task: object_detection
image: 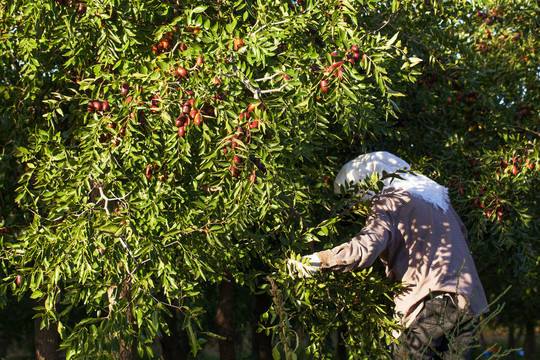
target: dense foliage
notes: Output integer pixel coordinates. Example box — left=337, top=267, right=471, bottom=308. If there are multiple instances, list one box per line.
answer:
left=1, top=0, right=538, bottom=358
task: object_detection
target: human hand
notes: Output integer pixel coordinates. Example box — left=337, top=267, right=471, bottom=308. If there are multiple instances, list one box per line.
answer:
left=286, top=254, right=321, bottom=278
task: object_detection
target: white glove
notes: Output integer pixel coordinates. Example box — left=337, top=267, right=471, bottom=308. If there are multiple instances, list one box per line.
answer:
left=286, top=254, right=321, bottom=278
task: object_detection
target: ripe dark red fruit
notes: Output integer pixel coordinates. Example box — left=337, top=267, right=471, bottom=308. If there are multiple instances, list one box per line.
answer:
left=121, top=83, right=129, bottom=96
left=249, top=120, right=259, bottom=129
left=93, top=100, right=102, bottom=111
left=177, top=126, right=185, bottom=137
left=337, top=67, right=345, bottom=81
left=182, top=103, right=191, bottom=114
left=230, top=165, right=241, bottom=177
left=77, top=2, right=85, bottom=14
left=350, top=45, right=359, bottom=52
left=458, top=188, right=465, bottom=195
left=145, top=165, right=153, bottom=179
left=177, top=66, right=188, bottom=77
left=320, top=79, right=329, bottom=92
left=87, top=101, right=94, bottom=113
left=511, top=165, right=518, bottom=176
left=102, top=100, right=110, bottom=112
left=474, top=198, right=481, bottom=207
left=162, top=38, right=169, bottom=50
left=247, top=102, right=259, bottom=113
left=196, top=55, right=204, bottom=67
left=175, top=114, right=187, bottom=127
left=233, top=155, right=242, bottom=164
left=233, top=38, right=244, bottom=50
left=193, top=113, right=202, bottom=126
left=16, top=275, right=22, bottom=286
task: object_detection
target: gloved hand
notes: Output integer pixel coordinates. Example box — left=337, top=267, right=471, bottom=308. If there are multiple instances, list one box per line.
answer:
left=286, top=254, right=321, bottom=278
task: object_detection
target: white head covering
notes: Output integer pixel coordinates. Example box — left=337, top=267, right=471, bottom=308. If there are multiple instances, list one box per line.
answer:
left=334, top=151, right=450, bottom=212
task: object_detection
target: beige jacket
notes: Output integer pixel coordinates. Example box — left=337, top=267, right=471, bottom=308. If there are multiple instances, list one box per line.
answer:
left=316, top=188, right=489, bottom=326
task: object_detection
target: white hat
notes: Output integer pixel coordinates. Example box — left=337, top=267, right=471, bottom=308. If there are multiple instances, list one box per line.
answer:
left=334, top=151, right=450, bottom=212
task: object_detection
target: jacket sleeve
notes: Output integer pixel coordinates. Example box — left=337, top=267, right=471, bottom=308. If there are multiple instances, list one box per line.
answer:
left=315, top=200, right=396, bottom=272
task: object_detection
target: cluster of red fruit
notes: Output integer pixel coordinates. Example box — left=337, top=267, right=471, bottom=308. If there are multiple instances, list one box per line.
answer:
left=87, top=99, right=110, bottom=113
left=55, top=0, right=85, bottom=14
left=174, top=95, right=215, bottom=137
left=499, top=154, right=536, bottom=177
left=475, top=195, right=510, bottom=222
left=171, top=54, right=204, bottom=80
left=476, top=43, right=492, bottom=53
left=223, top=103, right=263, bottom=180
left=455, top=91, right=478, bottom=106
left=418, top=72, right=438, bottom=89
left=145, top=164, right=168, bottom=181
left=152, top=28, right=178, bottom=55
left=476, top=9, right=503, bottom=25
left=319, top=45, right=365, bottom=92
left=89, top=98, right=121, bottom=146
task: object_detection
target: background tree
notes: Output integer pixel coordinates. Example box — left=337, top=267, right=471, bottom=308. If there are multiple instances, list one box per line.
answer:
left=389, top=1, right=539, bottom=358
left=0, top=0, right=538, bottom=359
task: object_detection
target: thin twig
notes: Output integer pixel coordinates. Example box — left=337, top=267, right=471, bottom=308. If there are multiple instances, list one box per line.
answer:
left=96, top=184, right=130, bottom=216
left=250, top=20, right=288, bottom=38
left=259, top=82, right=290, bottom=95
left=254, top=73, right=282, bottom=82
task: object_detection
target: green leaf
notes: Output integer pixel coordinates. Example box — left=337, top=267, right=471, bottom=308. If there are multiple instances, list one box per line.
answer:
left=192, top=6, right=208, bottom=14
left=272, top=345, right=281, bottom=360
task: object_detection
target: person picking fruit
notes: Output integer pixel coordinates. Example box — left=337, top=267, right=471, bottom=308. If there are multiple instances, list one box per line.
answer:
left=288, top=151, right=488, bottom=359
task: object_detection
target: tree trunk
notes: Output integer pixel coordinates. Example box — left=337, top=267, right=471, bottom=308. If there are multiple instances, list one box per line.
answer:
left=523, top=321, right=536, bottom=360
left=34, top=299, right=58, bottom=360
left=336, top=324, right=347, bottom=360
left=118, top=279, right=136, bottom=360
left=216, top=279, right=236, bottom=360
left=507, top=324, right=515, bottom=349
left=251, top=292, right=272, bottom=360
left=160, top=309, right=189, bottom=360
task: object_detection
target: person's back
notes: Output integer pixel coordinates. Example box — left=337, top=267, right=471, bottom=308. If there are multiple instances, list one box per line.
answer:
left=290, top=151, right=489, bottom=359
